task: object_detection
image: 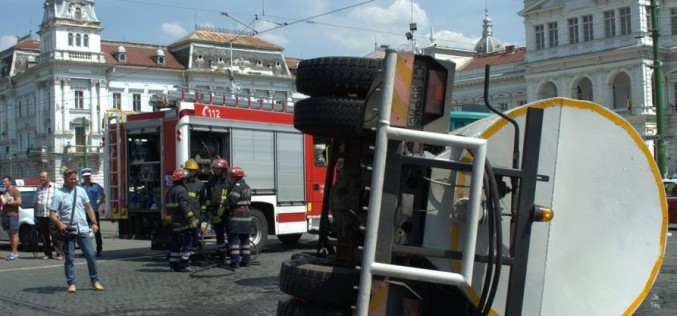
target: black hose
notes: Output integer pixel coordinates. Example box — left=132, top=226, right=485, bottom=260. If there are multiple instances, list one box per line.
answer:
left=474, top=171, right=495, bottom=316
left=482, top=159, right=503, bottom=315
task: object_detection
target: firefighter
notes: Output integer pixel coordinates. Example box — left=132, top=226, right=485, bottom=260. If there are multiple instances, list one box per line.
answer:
left=166, top=168, right=198, bottom=272
left=225, top=166, right=252, bottom=269
left=183, top=158, right=206, bottom=250
left=205, top=157, right=230, bottom=265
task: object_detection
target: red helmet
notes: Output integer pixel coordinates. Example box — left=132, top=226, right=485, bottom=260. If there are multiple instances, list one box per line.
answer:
left=211, top=158, right=229, bottom=170
left=229, top=167, right=246, bottom=178
left=171, top=168, right=191, bottom=181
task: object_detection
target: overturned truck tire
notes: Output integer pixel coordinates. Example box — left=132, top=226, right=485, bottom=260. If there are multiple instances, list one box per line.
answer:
left=295, top=57, right=381, bottom=98
left=293, top=97, right=365, bottom=139
left=278, top=257, right=359, bottom=308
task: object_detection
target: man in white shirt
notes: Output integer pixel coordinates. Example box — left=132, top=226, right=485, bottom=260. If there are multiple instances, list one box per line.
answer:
left=33, top=171, right=63, bottom=260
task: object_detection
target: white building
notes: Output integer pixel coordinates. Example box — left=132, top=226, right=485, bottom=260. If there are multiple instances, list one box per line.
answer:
left=0, top=0, right=297, bottom=181
left=445, top=1, right=677, bottom=176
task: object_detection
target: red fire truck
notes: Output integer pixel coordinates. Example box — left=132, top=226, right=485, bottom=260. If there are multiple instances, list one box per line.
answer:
left=103, top=90, right=328, bottom=251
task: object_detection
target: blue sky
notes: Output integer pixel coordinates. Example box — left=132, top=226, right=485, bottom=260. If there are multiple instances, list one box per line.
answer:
left=1, top=0, right=525, bottom=58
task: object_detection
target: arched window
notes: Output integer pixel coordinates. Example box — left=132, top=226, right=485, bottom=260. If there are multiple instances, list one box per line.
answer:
left=83, top=34, right=89, bottom=47
left=76, top=34, right=81, bottom=46
left=75, top=8, right=82, bottom=20
left=68, top=33, right=74, bottom=46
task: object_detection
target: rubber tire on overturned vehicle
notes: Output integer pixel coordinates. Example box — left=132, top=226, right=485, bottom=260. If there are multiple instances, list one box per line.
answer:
left=278, top=257, right=360, bottom=308
left=295, top=57, right=381, bottom=99
left=293, top=97, right=366, bottom=139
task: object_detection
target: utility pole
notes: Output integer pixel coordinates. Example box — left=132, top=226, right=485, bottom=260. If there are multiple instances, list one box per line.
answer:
left=651, top=0, right=667, bottom=176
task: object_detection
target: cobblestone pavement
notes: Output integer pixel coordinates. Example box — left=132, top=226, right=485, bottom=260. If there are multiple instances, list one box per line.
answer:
left=0, top=222, right=675, bottom=315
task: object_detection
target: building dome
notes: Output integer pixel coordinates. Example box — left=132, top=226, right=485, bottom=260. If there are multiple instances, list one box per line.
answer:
left=156, top=48, right=165, bottom=56
left=474, top=11, right=504, bottom=55
left=117, top=45, right=126, bottom=53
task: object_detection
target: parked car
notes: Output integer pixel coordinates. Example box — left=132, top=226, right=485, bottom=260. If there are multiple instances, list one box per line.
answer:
left=663, top=179, right=677, bottom=224
left=0, top=179, right=40, bottom=251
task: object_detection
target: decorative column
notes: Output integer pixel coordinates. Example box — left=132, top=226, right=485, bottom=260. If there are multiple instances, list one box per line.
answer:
left=61, top=77, right=71, bottom=132
left=54, top=77, right=63, bottom=133
left=98, top=79, right=106, bottom=133
left=90, top=79, right=97, bottom=135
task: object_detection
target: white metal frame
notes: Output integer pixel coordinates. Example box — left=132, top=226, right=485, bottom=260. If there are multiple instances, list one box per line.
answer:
left=355, top=50, right=488, bottom=315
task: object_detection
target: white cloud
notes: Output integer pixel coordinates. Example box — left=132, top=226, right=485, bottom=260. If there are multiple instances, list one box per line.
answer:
left=434, top=30, right=478, bottom=50
left=161, top=22, right=188, bottom=39
left=0, top=36, right=17, bottom=51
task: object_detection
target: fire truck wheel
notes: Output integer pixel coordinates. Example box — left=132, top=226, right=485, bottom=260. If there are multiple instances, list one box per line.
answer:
left=277, top=297, right=352, bottom=316
left=250, top=208, right=268, bottom=254
left=294, top=97, right=365, bottom=139
left=295, top=57, right=381, bottom=98
left=277, top=233, right=303, bottom=244
left=279, top=257, right=359, bottom=307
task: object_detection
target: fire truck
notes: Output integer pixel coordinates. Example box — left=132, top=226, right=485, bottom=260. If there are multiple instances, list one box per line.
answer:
left=103, top=90, right=328, bottom=251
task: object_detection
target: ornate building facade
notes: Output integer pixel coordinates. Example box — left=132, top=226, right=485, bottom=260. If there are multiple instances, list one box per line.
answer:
left=0, top=0, right=296, bottom=181
left=446, top=1, right=677, bottom=176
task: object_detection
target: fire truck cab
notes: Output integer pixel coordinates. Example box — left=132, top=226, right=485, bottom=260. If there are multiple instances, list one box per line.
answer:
left=104, top=90, right=327, bottom=251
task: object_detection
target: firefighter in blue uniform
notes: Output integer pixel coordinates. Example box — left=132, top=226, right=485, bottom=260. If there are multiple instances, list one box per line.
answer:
left=205, top=158, right=230, bottom=265
left=183, top=159, right=205, bottom=249
left=166, top=168, right=198, bottom=272
left=225, top=167, right=252, bottom=269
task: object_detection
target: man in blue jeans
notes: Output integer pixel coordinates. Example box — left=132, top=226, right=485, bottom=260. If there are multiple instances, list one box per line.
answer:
left=50, top=168, right=104, bottom=293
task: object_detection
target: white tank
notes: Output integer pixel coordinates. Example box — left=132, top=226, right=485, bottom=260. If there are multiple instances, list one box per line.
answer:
left=423, top=98, right=666, bottom=315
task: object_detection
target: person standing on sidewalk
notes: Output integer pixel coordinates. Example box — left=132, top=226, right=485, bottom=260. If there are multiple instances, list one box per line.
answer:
left=1, top=175, right=22, bottom=260
left=80, top=168, right=105, bottom=256
left=33, top=171, right=64, bottom=260
left=50, top=168, right=104, bottom=293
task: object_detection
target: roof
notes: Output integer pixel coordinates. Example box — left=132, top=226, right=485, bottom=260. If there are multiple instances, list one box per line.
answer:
left=101, top=41, right=184, bottom=69
left=169, top=30, right=282, bottom=51
left=459, top=47, right=526, bottom=70
left=15, top=38, right=40, bottom=51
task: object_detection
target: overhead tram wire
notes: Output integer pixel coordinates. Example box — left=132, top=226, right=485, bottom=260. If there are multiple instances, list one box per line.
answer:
left=254, top=0, right=375, bottom=35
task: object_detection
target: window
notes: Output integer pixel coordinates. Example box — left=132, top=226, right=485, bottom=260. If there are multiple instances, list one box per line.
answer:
left=113, top=92, right=122, bottom=110
left=604, top=10, right=616, bottom=38
left=535, top=24, right=545, bottom=50
left=133, top=93, right=141, bottom=112
left=74, top=90, right=84, bottom=109
left=568, top=18, right=579, bottom=44
left=548, top=22, right=558, bottom=48
left=83, top=34, right=89, bottom=47
left=75, top=8, right=82, bottom=20
left=76, top=34, right=81, bottom=46
left=75, top=126, right=85, bottom=153
left=621, top=7, right=632, bottom=35
left=672, top=9, right=677, bottom=35
left=583, top=15, right=594, bottom=42
left=68, top=33, right=74, bottom=46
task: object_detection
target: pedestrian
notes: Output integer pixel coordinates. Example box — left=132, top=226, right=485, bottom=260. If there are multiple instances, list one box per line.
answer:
left=183, top=159, right=205, bottom=250
left=50, top=168, right=104, bottom=293
left=205, top=158, right=230, bottom=265
left=166, top=168, right=197, bottom=272
left=1, top=175, right=22, bottom=260
left=225, top=167, right=252, bottom=269
left=33, top=171, right=64, bottom=260
left=80, top=168, right=105, bottom=256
